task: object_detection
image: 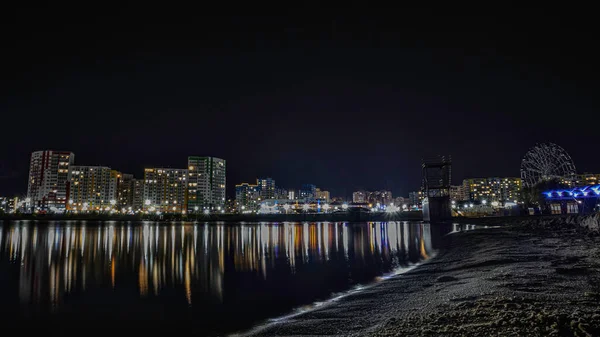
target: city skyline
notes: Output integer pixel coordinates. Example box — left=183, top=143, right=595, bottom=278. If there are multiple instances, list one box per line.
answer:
left=2, top=14, right=600, bottom=198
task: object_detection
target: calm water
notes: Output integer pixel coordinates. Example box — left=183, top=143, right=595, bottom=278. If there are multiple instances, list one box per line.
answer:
left=0, top=221, right=466, bottom=335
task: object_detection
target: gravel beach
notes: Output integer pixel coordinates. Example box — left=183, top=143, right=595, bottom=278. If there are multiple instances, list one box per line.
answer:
left=240, top=215, right=600, bottom=336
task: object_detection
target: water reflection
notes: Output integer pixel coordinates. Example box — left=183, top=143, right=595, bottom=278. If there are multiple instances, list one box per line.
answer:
left=0, top=221, right=441, bottom=335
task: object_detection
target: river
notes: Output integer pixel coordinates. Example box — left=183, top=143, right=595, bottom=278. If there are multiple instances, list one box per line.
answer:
left=0, top=220, right=470, bottom=335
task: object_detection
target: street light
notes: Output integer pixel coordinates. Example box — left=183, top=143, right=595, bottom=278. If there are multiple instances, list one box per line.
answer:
left=145, top=200, right=151, bottom=206
left=482, top=200, right=487, bottom=205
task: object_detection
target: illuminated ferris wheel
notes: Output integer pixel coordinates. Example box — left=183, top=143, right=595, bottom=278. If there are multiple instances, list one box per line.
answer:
left=520, top=143, right=576, bottom=188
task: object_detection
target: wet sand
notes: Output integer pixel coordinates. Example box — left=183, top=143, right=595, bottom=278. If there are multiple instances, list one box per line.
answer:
left=241, top=215, right=600, bottom=336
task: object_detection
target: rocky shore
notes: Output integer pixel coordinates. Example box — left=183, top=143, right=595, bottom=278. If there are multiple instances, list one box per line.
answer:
left=241, top=213, right=600, bottom=336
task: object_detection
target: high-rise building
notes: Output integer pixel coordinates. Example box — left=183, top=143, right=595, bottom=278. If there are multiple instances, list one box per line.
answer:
left=299, top=184, right=317, bottom=201
left=143, top=168, right=188, bottom=213
left=257, top=177, right=276, bottom=200
left=66, top=166, right=114, bottom=211
left=462, top=177, right=522, bottom=203
left=315, top=188, right=330, bottom=202
left=235, top=183, right=260, bottom=211
left=117, top=173, right=135, bottom=209
left=352, top=191, right=366, bottom=203
left=132, top=179, right=144, bottom=211
left=187, top=157, right=226, bottom=211
left=27, top=150, right=75, bottom=211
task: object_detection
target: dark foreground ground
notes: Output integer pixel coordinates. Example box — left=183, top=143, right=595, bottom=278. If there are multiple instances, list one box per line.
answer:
left=240, top=216, right=600, bottom=336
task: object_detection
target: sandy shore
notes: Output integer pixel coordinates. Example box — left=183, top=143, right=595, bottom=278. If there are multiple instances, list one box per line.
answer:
left=241, top=215, right=600, bottom=336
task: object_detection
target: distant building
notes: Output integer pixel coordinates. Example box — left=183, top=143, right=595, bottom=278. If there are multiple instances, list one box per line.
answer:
left=143, top=168, right=188, bottom=213
left=462, top=177, right=522, bottom=203
left=187, top=156, right=226, bottom=211
left=27, top=150, right=75, bottom=211
left=275, top=187, right=288, bottom=200
left=352, top=191, right=366, bottom=203
left=132, top=179, right=144, bottom=211
left=67, top=166, right=115, bottom=211
left=408, top=191, right=424, bottom=206
left=562, top=173, right=600, bottom=187
left=315, top=188, right=330, bottom=202
left=367, top=190, right=392, bottom=205
left=257, top=177, right=276, bottom=200
left=450, top=185, right=468, bottom=201
left=1, top=197, right=19, bottom=213
left=299, top=184, right=317, bottom=201
left=393, top=196, right=407, bottom=206
left=288, top=190, right=296, bottom=200
left=235, top=183, right=260, bottom=211
left=117, top=173, right=136, bottom=209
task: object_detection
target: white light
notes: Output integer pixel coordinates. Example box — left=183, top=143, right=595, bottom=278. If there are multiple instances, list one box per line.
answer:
left=482, top=200, right=487, bottom=205
left=491, top=201, right=499, bottom=207
left=68, top=199, right=74, bottom=204
left=283, top=204, right=290, bottom=211
left=145, top=200, right=151, bottom=206
left=469, top=204, right=474, bottom=208
left=342, top=203, right=349, bottom=210
left=323, top=203, right=330, bottom=212
left=203, top=209, right=210, bottom=215
left=110, top=199, right=116, bottom=206
left=194, top=206, right=199, bottom=211
left=150, top=206, right=156, bottom=212
left=451, top=200, right=456, bottom=204
left=302, top=204, right=310, bottom=212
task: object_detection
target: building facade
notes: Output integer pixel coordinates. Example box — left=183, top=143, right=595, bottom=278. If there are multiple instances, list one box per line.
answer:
left=366, top=190, right=392, bottom=206
left=187, top=157, right=226, bottom=211
left=132, top=179, right=144, bottom=211
left=315, top=188, right=330, bottom=202
left=235, top=183, right=260, bottom=211
left=143, top=168, right=188, bottom=213
left=117, top=173, right=135, bottom=210
left=66, top=166, right=114, bottom=211
left=257, top=177, right=276, bottom=200
left=299, top=184, right=317, bottom=201
left=408, top=191, right=424, bottom=206
left=352, top=191, right=366, bottom=203
left=462, top=177, right=522, bottom=203
left=27, top=150, right=75, bottom=211
left=450, top=185, right=468, bottom=201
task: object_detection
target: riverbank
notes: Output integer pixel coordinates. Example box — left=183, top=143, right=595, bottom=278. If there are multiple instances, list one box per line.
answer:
left=242, top=213, right=600, bottom=336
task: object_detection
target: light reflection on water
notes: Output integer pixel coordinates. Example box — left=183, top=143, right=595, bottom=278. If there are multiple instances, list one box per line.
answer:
left=0, top=220, right=441, bottom=335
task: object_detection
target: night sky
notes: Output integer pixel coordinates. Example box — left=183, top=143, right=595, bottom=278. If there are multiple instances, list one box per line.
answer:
left=1, top=10, right=599, bottom=198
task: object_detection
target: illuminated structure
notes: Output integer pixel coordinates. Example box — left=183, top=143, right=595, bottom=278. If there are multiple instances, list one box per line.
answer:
left=235, top=183, right=260, bottom=211
left=462, top=177, right=522, bottom=203
left=408, top=191, right=424, bottom=206
left=450, top=185, right=467, bottom=201
left=143, top=168, right=188, bottom=213
left=117, top=173, right=134, bottom=208
left=544, top=185, right=600, bottom=215
left=561, top=173, right=600, bottom=187
left=132, top=178, right=144, bottom=211
left=315, top=188, right=330, bottom=202
left=0, top=196, right=19, bottom=213
left=366, top=190, right=392, bottom=206
left=352, top=191, right=366, bottom=203
left=27, top=150, right=75, bottom=211
left=66, top=166, right=115, bottom=210
left=520, top=143, right=576, bottom=188
left=257, top=177, right=276, bottom=200
left=299, top=184, right=316, bottom=202
left=187, top=156, right=226, bottom=211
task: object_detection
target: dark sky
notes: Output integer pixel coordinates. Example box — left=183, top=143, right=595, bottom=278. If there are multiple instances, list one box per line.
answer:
left=1, top=10, right=599, bottom=198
